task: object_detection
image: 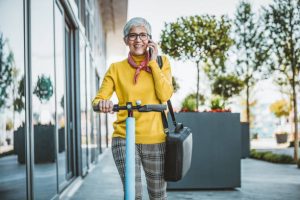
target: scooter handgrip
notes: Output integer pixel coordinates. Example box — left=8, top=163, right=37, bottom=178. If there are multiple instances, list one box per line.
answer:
left=113, top=104, right=119, bottom=112
left=93, top=104, right=100, bottom=112
left=139, top=104, right=167, bottom=112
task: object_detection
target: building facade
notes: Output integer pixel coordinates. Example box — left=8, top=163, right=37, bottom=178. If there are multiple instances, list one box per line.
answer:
left=0, top=0, right=127, bottom=199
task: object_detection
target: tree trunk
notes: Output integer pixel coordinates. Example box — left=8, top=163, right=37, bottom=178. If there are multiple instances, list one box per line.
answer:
left=246, top=82, right=250, bottom=123
left=292, top=72, right=299, bottom=161
left=196, top=61, right=200, bottom=110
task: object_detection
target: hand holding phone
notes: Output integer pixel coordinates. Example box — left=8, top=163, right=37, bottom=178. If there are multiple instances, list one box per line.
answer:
left=148, top=40, right=156, bottom=60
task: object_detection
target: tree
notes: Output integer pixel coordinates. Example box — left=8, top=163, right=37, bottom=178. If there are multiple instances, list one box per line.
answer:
left=33, top=75, right=53, bottom=103
left=0, top=33, right=14, bottom=110
left=264, top=0, right=300, bottom=161
left=270, top=99, right=290, bottom=119
left=13, top=75, right=25, bottom=113
left=211, top=74, right=244, bottom=105
left=160, top=15, right=234, bottom=108
left=233, top=1, right=270, bottom=123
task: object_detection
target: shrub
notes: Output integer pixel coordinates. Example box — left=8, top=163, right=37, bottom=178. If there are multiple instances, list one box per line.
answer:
left=297, top=159, right=300, bottom=169
left=250, top=149, right=294, bottom=164
left=180, top=93, right=205, bottom=112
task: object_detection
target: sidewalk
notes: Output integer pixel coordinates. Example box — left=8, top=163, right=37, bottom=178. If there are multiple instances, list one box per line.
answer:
left=66, top=148, right=300, bottom=200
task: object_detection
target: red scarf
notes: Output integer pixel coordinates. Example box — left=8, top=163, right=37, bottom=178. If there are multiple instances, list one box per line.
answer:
left=127, top=52, right=152, bottom=84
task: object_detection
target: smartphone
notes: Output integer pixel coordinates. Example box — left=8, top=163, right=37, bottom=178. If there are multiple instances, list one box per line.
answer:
left=148, top=38, right=153, bottom=58
left=149, top=46, right=153, bottom=58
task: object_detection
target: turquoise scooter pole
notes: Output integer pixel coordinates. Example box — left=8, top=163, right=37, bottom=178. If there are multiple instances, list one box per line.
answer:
left=125, top=102, right=135, bottom=200
left=94, top=101, right=166, bottom=200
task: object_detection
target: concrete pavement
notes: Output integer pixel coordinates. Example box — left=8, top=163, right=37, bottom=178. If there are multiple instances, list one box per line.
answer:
left=65, top=148, right=300, bottom=200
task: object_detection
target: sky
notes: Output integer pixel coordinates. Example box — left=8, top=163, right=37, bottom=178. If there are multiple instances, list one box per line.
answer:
left=127, top=0, right=275, bottom=109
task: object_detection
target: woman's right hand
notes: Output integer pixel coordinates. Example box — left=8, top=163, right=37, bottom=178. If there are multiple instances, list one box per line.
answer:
left=98, top=100, right=114, bottom=114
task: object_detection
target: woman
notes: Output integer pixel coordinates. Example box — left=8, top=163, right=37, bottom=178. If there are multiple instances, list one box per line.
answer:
left=92, top=17, right=173, bottom=199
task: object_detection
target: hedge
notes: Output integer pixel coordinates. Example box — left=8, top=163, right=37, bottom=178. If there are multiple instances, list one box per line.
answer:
left=250, top=149, right=294, bottom=164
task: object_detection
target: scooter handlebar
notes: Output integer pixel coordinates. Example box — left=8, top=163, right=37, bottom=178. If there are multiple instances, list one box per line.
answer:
left=112, top=104, right=167, bottom=112
left=138, top=104, right=167, bottom=112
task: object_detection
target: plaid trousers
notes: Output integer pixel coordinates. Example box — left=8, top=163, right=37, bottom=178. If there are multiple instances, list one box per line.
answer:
left=111, top=137, right=167, bottom=200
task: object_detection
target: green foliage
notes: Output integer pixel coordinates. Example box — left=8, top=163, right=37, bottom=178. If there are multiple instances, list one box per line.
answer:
left=160, top=15, right=233, bottom=65
left=250, top=149, right=294, bottom=164
left=0, top=33, right=14, bottom=110
left=263, top=0, right=300, bottom=86
left=172, top=76, right=180, bottom=93
left=211, top=75, right=244, bottom=100
left=160, top=15, right=234, bottom=108
left=13, top=75, right=25, bottom=112
left=181, top=93, right=204, bottom=112
left=264, top=0, right=300, bottom=74
left=210, top=96, right=225, bottom=110
left=269, top=99, right=290, bottom=118
left=0, top=149, right=14, bottom=158
left=297, top=159, right=300, bottom=169
left=233, top=1, right=270, bottom=82
left=33, top=75, right=53, bottom=103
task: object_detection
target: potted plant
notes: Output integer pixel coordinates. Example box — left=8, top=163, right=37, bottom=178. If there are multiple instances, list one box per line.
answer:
left=180, top=93, right=204, bottom=112
left=209, top=95, right=227, bottom=112
left=5, top=119, right=13, bottom=145
left=269, top=99, right=290, bottom=144
left=275, top=132, right=288, bottom=144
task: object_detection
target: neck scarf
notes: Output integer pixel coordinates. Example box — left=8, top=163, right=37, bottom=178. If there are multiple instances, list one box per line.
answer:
left=127, top=52, right=152, bottom=84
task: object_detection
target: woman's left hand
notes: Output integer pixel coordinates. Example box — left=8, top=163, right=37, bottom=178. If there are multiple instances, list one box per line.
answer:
left=148, top=40, right=158, bottom=61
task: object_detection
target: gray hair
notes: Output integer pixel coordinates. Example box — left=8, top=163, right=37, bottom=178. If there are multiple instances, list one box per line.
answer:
left=123, top=17, right=152, bottom=37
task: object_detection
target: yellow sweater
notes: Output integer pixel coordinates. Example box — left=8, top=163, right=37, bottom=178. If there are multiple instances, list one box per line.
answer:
left=92, top=55, right=173, bottom=144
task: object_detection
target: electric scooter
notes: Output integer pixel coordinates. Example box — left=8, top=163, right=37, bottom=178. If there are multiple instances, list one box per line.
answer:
left=94, top=100, right=167, bottom=200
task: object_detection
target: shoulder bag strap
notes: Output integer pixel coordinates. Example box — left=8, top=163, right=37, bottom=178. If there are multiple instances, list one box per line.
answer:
left=156, top=56, right=177, bottom=133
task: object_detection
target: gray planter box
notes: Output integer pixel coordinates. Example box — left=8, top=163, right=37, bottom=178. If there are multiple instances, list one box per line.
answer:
left=241, top=122, right=250, bottom=158
left=167, top=112, right=241, bottom=189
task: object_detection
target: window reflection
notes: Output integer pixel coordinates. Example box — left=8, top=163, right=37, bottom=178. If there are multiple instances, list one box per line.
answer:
left=0, top=1, right=27, bottom=199
left=31, top=0, right=57, bottom=199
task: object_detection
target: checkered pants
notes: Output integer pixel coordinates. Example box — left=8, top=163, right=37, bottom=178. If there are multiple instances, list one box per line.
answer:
left=111, top=137, right=167, bottom=200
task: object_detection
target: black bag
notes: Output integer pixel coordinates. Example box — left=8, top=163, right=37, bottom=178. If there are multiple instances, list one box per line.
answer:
left=157, top=56, right=193, bottom=182
left=161, top=101, right=193, bottom=182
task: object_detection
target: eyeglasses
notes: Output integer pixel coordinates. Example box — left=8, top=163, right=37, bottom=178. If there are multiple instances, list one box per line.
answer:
left=126, top=33, right=150, bottom=41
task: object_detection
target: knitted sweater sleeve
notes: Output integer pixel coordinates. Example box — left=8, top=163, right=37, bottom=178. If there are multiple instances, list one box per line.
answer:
left=148, top=55, right=173, bottom=102
left=92, top=64, right=115, bottom=107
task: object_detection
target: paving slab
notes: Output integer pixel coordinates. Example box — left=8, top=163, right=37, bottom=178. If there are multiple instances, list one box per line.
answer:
left=67, top=148, right=300, bottom=200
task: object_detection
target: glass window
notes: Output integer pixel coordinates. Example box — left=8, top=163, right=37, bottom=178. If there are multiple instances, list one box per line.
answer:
left=80, top=32, right=88, bottom=174
left=80, top=0, right=86, bottom=28
left=54, top=2, right=69, bottom=188
left=31, top=0, right=57, bottom=199
left=0, top=1, right=27, bottom=199
left=91, top=68, right=100, bottom=160
left=86, top=48, right=93, bottom=164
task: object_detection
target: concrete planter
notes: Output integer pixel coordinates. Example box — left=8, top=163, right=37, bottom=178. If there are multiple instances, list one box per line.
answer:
left=167, top=112, right=241, bottom=189
left=275, top=133, right=288, bottom=144
left=241, top=122, right=250, bottom=158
